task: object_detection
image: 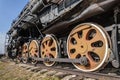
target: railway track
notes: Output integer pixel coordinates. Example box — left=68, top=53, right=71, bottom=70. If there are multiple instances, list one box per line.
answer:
left=1, top=57, right=120, bottom=80
left=19, top=60, right=120, bottom=80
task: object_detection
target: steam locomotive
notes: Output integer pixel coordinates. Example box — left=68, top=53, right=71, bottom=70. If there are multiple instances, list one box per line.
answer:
left=6, top=0, right=120, bottom=72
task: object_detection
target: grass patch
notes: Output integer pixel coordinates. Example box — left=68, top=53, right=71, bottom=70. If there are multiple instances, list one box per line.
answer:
left=0, top=61, right=60, bottom=80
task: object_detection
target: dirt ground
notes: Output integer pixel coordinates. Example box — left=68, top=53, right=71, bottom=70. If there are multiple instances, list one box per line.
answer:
left=0, top=60, right=60, bottom=80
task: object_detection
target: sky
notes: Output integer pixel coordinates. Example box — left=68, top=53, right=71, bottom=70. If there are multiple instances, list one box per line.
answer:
left=0, top=0, right=28, bottom=53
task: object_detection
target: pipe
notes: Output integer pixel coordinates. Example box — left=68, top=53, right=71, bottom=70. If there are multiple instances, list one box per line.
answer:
left=31, top=0, right=64, bottom=14
left=47, top=0, right=62, bottom=4
left=31, top=0, right=48, bottom=14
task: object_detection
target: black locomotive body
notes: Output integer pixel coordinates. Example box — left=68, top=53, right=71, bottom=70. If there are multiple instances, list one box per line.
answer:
left=6, top=0, right=120, bottom=72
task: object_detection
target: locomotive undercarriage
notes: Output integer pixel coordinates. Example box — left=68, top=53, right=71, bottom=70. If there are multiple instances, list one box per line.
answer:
left=17, top=13, right=120, bottom=72
left=5, top=0, right=120, bottom=72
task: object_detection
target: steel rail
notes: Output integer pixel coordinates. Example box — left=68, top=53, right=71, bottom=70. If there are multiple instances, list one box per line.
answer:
left=30, top=63, right=120, bottom=80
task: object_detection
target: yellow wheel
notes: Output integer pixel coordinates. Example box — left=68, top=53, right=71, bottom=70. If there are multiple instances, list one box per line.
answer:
left=41, top=34, right=59, bottom=66
left=22, top=43, right=29, bottom=63
left=29, top=40, right=39, bottom=64
left=67, top=23, right=111, bottom=72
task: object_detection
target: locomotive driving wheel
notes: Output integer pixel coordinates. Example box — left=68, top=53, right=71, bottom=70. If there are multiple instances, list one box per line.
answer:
left=29, top=40, right=39, bottom=64
left=22, top=43, right=29, bottom=63
left=67, top=23, right=111, bottom=72
left=41, top=34, right=59, bottom=66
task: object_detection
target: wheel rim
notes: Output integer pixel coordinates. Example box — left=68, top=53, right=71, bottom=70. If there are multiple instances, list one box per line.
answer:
left=22, top=43, right=28, bottom=63
left=41, top=35, right=58, bottom=66
left=29, top=40, right=39, bottom=64
left=67, top=23, right=111, bottom=72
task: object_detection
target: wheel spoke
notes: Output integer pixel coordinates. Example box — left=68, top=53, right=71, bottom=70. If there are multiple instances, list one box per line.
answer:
left=68, top=42, right=77, bottom=51
left=50, top=43, right=55, bottom=49
left=46, top=40, right=50, bottom=46
left=88, top=30, right=104, bottom=44
left=49, top=51, right=56, bottom=57
left=71, top=33, right=80, bottom=43
left=86, top=53, right=98, bottom=68
left=92, top=47, right=105, bottom=60
left=69, top=52, right=80, bottom=59
left=44, top=40, right=48, bottom=47
left=82, top=29, right=91, bottom=40
left=48, top=46, right=56, bottom=57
